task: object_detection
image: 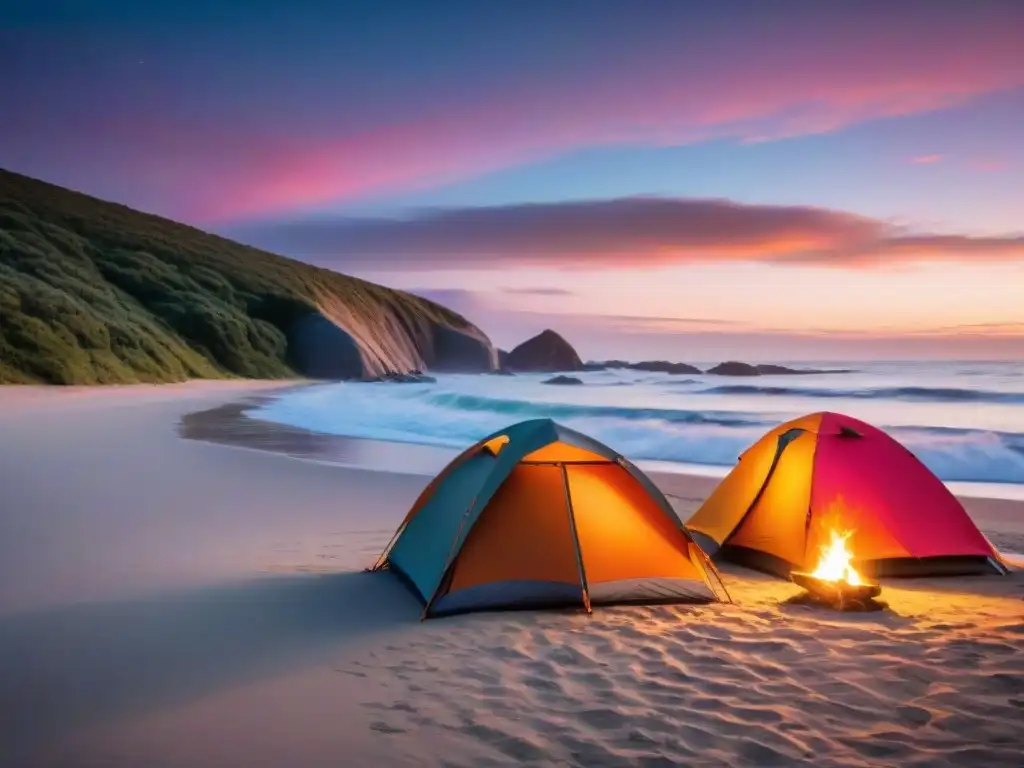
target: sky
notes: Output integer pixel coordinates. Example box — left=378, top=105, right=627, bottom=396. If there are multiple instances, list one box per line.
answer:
left=3, top=0, right=1023, bottom=361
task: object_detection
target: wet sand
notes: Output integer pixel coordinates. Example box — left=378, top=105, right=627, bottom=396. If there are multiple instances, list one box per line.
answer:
left=1, top=383, right=1021, bottom=767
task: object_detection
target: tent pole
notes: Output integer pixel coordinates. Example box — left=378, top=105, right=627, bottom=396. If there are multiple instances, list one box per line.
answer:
left=369, top=523, right=405, bottom=572
left=703, top=549, right=733, bottom=604
left=561, top=463, right=592, bottom=614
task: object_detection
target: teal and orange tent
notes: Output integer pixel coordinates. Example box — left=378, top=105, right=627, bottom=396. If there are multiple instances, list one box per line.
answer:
left=372, top=418, right=729, bottom=617
left=687, top=412, right=1008, bottom=578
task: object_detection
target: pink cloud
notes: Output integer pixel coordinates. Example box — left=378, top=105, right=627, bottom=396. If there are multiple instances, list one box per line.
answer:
left=971, top=159, right=1009, bottom=172
left=236, top=197, right=1024, bottom=270
left=911, top=154, right=944, bottom=164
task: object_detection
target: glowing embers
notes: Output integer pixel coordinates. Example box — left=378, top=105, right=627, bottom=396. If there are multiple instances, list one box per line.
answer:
left=791, top=527, right=883, bottom=611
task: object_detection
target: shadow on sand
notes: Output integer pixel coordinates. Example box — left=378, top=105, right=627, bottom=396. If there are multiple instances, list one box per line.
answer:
left=0, top=570, right=420, bottom=761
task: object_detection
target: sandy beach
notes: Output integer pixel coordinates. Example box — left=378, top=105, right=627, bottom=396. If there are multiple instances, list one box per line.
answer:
left=1, top=383, right=1022, bottom=768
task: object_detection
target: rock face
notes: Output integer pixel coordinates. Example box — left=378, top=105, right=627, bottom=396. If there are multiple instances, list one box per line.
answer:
left=299, top=290, right=498, bottom=380
left=289, top=313, right=366, bottom=379
left=288, top=304, right=495, bottom=380
left=542, top=375, right=584, bottom=385
left=505, top=330, right=583, bottom=372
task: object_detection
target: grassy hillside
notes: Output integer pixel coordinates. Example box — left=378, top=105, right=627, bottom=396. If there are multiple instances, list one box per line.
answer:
left=0, top=169, right=489, bottom=384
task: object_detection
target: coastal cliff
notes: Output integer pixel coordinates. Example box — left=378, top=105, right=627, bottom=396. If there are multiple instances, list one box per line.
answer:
left=0, top=169, right=497, bottom=384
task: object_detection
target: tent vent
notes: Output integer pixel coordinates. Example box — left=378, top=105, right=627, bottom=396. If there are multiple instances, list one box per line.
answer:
left=481, top=435, right=510, bottom=456
left=838, top=426, right=862, bottom=438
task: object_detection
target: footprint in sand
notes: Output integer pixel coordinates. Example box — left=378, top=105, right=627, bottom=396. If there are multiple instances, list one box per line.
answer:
left=369, top=721, right=406, bottom=734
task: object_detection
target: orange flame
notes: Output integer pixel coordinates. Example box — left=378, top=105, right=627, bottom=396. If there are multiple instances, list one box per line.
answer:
left=809, top=528, right=864, bottom=586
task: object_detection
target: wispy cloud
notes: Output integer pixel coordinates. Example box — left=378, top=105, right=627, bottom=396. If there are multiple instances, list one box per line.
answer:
left=500, top=287, right=575, bottom=296
left=525, top=313, right=749, bottom=334
left=910, top=154, right=944, bottom=164
left=239, top=197, right=1024, bottom=270
left=911, top=321, right=1024, bottom=337
left=971, top=159, right=1009, bottom=172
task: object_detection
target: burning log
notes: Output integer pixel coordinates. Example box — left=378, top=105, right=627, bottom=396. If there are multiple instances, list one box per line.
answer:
left=790, top=528, right=884, bottom=611
left=790, top=570, right=882, bottom=610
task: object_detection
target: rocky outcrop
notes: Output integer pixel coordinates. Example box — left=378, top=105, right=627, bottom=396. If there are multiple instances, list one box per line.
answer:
left=626, top=360, right=701, bottom=375
left=707, top=361, right=853, bottom=376
left=542, top=375, right=584, bottom=385
left=588, top=359, right=701, bottom=375
left=505, top=330, right=583, bottom=372
left=754, top=364, right=853, bottom=375
left=706, top=361, right=761, bottom=376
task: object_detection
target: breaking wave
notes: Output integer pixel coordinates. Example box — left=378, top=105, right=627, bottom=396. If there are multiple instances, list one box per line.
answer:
left=254, top=373, right=1024, bottom=486
left=698, top=385, right=1024, bottom=404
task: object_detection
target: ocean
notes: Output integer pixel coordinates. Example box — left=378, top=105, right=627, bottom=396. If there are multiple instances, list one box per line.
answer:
left=252, top=360, right=1024, bottom=500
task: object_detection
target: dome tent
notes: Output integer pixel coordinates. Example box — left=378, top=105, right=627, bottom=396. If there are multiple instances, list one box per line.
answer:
left=686, top=412, right=1008, bottom=579
left=372, top=418, right=729, bottom=618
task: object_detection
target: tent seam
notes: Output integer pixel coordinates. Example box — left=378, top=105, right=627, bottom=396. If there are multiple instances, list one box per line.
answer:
left=561, top=463, right=592, bottom=614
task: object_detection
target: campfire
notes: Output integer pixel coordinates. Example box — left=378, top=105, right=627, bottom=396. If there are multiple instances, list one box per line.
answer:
left=791, top=528, right=882, bottom=611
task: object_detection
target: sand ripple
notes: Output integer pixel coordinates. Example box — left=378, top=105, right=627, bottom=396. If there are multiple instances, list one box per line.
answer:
left=344, top=571, right=1024, bottom=767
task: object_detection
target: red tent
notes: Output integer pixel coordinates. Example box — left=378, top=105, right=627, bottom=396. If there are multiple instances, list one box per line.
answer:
left=687, top=412, right=1009, bottom=578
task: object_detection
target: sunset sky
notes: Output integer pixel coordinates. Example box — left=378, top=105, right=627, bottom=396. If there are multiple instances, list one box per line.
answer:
left=3, top=0, right=1023, bottom=360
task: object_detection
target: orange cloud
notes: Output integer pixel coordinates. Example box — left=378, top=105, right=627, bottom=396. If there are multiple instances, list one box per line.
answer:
left=235, top=197, right=1024, bottom=270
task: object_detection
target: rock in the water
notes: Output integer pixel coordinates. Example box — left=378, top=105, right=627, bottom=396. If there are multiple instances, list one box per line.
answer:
left=706, top=361, right=854, bottom=376
left=364, top=371, right=437, bottom=383
left=505, top=329, right=583, bottom=372
left=542, top=375, right=584, bottom=385
left=627, top=360, right=702, bottom=375
left=590, top=359, right=700, bottom=374
left=706, top=361, right=761, bottom=376
left=755, top=364, right=852, bottom=375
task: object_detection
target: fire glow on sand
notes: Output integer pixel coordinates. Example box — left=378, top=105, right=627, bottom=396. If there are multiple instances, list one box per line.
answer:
left=791, top=528, right=883, bottom=611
